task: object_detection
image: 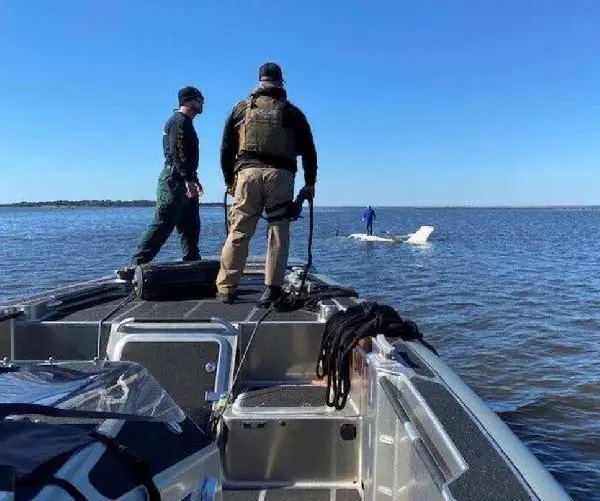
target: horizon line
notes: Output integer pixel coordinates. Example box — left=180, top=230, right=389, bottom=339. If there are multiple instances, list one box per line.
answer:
left=2, top=199, right=600, bottom=209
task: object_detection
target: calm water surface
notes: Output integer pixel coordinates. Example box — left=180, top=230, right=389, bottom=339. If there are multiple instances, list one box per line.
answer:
left=1, top=206, right=599, bottom=499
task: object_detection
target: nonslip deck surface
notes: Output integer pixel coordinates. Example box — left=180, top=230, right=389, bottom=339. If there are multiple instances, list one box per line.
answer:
left=50, top=296, right=260, bottom=322
left=47, top=277, right=320, bottom=324
left=238, top=385, right=327, bottom=408
left=392, top=377, right=534, bottom=501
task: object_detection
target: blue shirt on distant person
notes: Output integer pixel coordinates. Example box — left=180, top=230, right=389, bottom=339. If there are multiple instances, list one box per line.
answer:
left=362, top=206, right=376, bottom=235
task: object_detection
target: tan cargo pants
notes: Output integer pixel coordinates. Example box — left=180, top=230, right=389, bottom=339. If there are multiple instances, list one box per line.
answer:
left=216, top=167, right=294, bottom=293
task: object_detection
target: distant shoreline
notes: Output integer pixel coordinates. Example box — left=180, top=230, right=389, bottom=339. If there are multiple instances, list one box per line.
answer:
left=1, top=200, right=599, bottom=209
left=0, top=200, right=223, bottom=208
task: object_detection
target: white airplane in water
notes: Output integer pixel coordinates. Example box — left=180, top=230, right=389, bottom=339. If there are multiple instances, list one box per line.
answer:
left=347, top=225, right=434, bottom=244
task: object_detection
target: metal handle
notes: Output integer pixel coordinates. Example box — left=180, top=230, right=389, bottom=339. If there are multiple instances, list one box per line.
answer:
left=114, top=316, right=237, bottom=335
left=209, top=317, right=237, bottom=336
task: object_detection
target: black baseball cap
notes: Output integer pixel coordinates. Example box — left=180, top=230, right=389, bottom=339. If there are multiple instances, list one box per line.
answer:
left=178, top=86, right=204, bottom=106
left=259, top=62, right=283, bottom=82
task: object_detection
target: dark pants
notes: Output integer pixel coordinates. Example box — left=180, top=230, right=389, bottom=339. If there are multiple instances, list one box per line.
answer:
left=131, top=167, right=200, bottom=266
left=367, top=220, right=373, bottom=235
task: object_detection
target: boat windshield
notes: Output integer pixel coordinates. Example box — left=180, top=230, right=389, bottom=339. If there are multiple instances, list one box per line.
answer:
left=0, top=360, right=185, bottom=423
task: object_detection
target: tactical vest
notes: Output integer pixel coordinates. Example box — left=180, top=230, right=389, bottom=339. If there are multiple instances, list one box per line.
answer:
left=238, top=95, right=297, bottom=159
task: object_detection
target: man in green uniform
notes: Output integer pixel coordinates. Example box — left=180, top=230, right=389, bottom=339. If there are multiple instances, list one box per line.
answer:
left=119, top=86, right=204, bottom=279
left=216, top=63, right=318, bottom=306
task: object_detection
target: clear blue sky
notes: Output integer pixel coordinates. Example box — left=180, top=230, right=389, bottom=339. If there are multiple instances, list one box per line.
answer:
left=1, top=1, right=599, bottom=206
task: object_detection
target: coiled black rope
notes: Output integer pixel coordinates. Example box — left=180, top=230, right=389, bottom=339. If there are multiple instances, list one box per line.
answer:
left=316, top=301, right=438, bottom=410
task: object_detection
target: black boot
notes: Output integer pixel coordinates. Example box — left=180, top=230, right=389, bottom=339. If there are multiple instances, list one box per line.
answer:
left=258, top=285, right=282, bottom=308
left=216, top=291, right=237, bottom=304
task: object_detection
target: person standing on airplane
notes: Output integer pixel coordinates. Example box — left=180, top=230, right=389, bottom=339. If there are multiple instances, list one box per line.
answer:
left=362, top=206, right=376, bottom=235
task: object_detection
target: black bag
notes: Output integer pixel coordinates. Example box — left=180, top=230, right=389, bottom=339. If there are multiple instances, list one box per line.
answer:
left=134, top=260, right=220, bottom=301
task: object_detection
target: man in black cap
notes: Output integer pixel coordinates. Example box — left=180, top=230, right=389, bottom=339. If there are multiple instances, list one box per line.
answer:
left=119, top=86, right=204, bottom=277
left=216, top=62, right=318, bottom=306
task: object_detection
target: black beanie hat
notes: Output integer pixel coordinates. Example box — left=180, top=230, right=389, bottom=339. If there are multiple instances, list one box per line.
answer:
left=259, top=63, right=283, bottom=82
left=178, top=86, right=203, bottom=106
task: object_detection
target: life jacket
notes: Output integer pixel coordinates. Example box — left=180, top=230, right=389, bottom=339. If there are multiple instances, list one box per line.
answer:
left=238, top=94, right=297, bottom=159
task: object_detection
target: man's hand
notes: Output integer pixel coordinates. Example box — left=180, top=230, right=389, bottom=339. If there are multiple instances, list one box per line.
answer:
left=299, top=185, right=315, bottom=201
left=185, top=181, right=203, bottom=199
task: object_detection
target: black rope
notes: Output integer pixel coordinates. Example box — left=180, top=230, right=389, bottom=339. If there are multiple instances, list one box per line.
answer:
left=222, top=187, right=316, bottom=306
left=315, top=301, right=438, bottom=410
left=267, top=197, right=323, bottom=312
left=231, top=308, right=271, bottom=394
left=223, top=190, right=229, bottom=236
left=298, top=198, right=313, bottom=292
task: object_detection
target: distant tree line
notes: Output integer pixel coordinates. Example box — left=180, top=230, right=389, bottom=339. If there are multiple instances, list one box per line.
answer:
left=0, top=200, right=224, bottom=208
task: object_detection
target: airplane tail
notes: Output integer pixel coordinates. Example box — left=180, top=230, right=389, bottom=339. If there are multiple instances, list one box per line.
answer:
left=406, top=225, right=434, bottom=244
